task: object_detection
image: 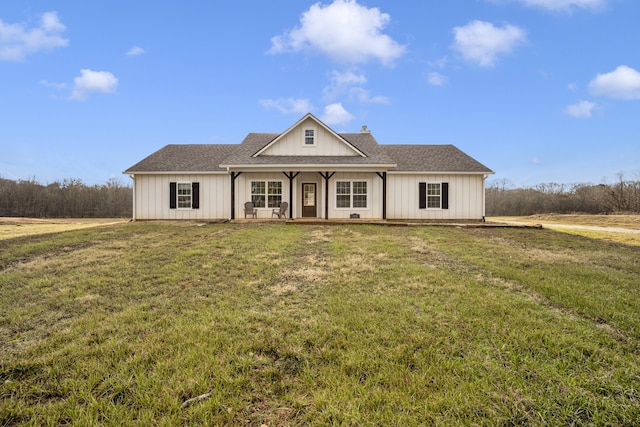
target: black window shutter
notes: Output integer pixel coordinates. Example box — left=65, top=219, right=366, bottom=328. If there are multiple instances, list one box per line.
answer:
left=419, top=182, right=427, bottom=209
left=441, top=182, right=449, bottom=210
left=192, top=182, right=200, bottom=209
left=169, top=182, right=177, bottom=209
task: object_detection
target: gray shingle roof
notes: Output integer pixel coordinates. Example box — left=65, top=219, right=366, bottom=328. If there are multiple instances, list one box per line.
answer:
left=384, top=145, right=493, bottom=173
left=124, top=137, right=492, bottom=174
left=124, top=144, right=236, bottom=173
left=219, top=132, right=396, bottom=166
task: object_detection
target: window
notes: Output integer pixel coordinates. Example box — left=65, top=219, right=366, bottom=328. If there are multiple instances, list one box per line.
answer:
left=336, top=181, right=367, bottom=208
left=169, top=182, right=199, bottom=209
left=336, top=181, right=351, bottom=208
left=419, top=182, right=448, bottom=210
left=251, top=181, right=265, bottom=207
left=177, top=183, right=192, bottom=208
left=304, top=128, right=315, bottom=145
left=427, top=183, right=441, bottom=208
left=353, top=181, right=367, bottom=208
left=268, top=181, right=282, bottom=208
left=251, top=181, right=282, bottom=208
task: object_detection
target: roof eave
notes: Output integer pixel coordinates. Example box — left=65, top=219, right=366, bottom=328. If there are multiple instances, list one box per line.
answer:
left=252, top=113, right=368, bottom=158
left=123, top=170, right=227, bottom=175
left=220, top=163, right=397, bottom=172
left=388, top=170, right=495, bottom=175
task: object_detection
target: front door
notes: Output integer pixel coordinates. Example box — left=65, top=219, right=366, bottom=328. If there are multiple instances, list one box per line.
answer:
left=302, top=183, right=317, bottom=218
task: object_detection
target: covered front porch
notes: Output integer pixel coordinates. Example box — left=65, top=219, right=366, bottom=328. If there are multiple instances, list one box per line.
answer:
left=229, top=169, right=388, bottom=221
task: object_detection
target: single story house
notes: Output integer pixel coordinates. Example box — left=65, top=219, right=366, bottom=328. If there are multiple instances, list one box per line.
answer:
left=123, top=113, right=493, bottom=221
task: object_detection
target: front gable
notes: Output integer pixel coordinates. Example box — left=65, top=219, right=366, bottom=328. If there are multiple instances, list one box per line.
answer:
left=254, top=113, right=365, bottom=158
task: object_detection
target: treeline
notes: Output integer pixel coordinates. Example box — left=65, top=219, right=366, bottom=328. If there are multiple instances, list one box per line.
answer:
left=0, top=177, right=132, bottom=218
left=2, top=174, right=639, bottom=219
left=487, top=174, right=640, bottom=216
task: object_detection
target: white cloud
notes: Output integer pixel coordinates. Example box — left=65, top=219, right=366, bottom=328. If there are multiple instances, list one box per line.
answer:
left=41, top=12, right=66, bottom=32
left=428, top=57, right=448, bottom=69
left=321, top=102, right=355, bottom=125
left=268, top=0, right=406, bottom=66
left=323, top=69, right=367, bottom=100
left=69, top=69, right=118, bottom=101
left=452, top=20, right=526, bottom=67
left=588, top=65, right=640, bottom=100
left=427, top=72, right=448, bottom=86
left=519, top=0, right=606, bottom=11
left=0, top=11, right=68, bottom=61
left=348, top=87, right=389, bottom=104
left=259, top=98, right=313, bottom=115
left=126, top=46, right=145, bottom=57
left=322, top=69, right=389, bottom=104
left=565, top=100, right=597, bottom=118
left=40, top=79, right=68, bottom=90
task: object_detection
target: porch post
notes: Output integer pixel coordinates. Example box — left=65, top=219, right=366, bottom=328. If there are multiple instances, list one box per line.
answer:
left=376, top=171, right=387, bottom=220
left=231, top=172, right=242, bottom=220
left=325, top=175, right=329, bottom=220
left=318, top=172, right=335, bottom=220
left=282, top=172, right=300, bottom=219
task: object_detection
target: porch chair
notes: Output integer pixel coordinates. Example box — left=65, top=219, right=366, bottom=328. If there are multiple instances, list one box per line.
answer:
left=244, top=201, right=257, bottom=218
left=272, top=201, right=288, bottom=219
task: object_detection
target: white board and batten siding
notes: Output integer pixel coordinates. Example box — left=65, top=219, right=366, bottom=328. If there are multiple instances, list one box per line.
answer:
left=387, top=174, right=485, bottom=220
left=234, top=172, right=485, bottom=220
left=235, top=172, right=291, bottom=219
left=133, top=172, right=485, bottom=220
left=327, top=172, right=383, bottom=219
left=235, top=172, right=383, bottom=219
left=133, top=174, right=230, bottom=220
left=261, top=118, right=359, bottom=157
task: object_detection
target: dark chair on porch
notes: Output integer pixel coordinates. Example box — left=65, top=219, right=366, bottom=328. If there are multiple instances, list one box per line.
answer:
left=272, top=202, right=288, bottom=219
left=244, top=201, right=257, bottom=218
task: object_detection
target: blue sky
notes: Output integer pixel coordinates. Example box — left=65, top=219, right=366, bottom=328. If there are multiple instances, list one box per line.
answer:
left=1, top=0, right=639, bottom=187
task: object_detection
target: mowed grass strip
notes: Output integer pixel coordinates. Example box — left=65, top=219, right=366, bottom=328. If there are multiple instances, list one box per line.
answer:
left=1, top=222, right=639, bottom=426
left=490, top=215, right=640, bottom=246
left=0, top=219, right=128, bottom=241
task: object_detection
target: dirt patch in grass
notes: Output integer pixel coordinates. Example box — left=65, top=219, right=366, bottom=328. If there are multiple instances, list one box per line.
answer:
left=308, top=227, right=333, bottom=243
left=269, top=227, right=332, bottom=297
left=276, top=259, right=327, bottom=295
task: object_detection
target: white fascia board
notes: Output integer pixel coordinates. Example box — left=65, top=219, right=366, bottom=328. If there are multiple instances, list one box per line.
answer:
left=253, top=113, right=367, bottom=158
left=222, top=163, right=397, bottom=172
left=123, top=171, right=228, bottom=175
left=387, top=170, right=495, bottom=175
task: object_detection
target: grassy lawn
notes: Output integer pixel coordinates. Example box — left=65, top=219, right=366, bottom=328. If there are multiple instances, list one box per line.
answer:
left=1, top=222, right=639, bottom=425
